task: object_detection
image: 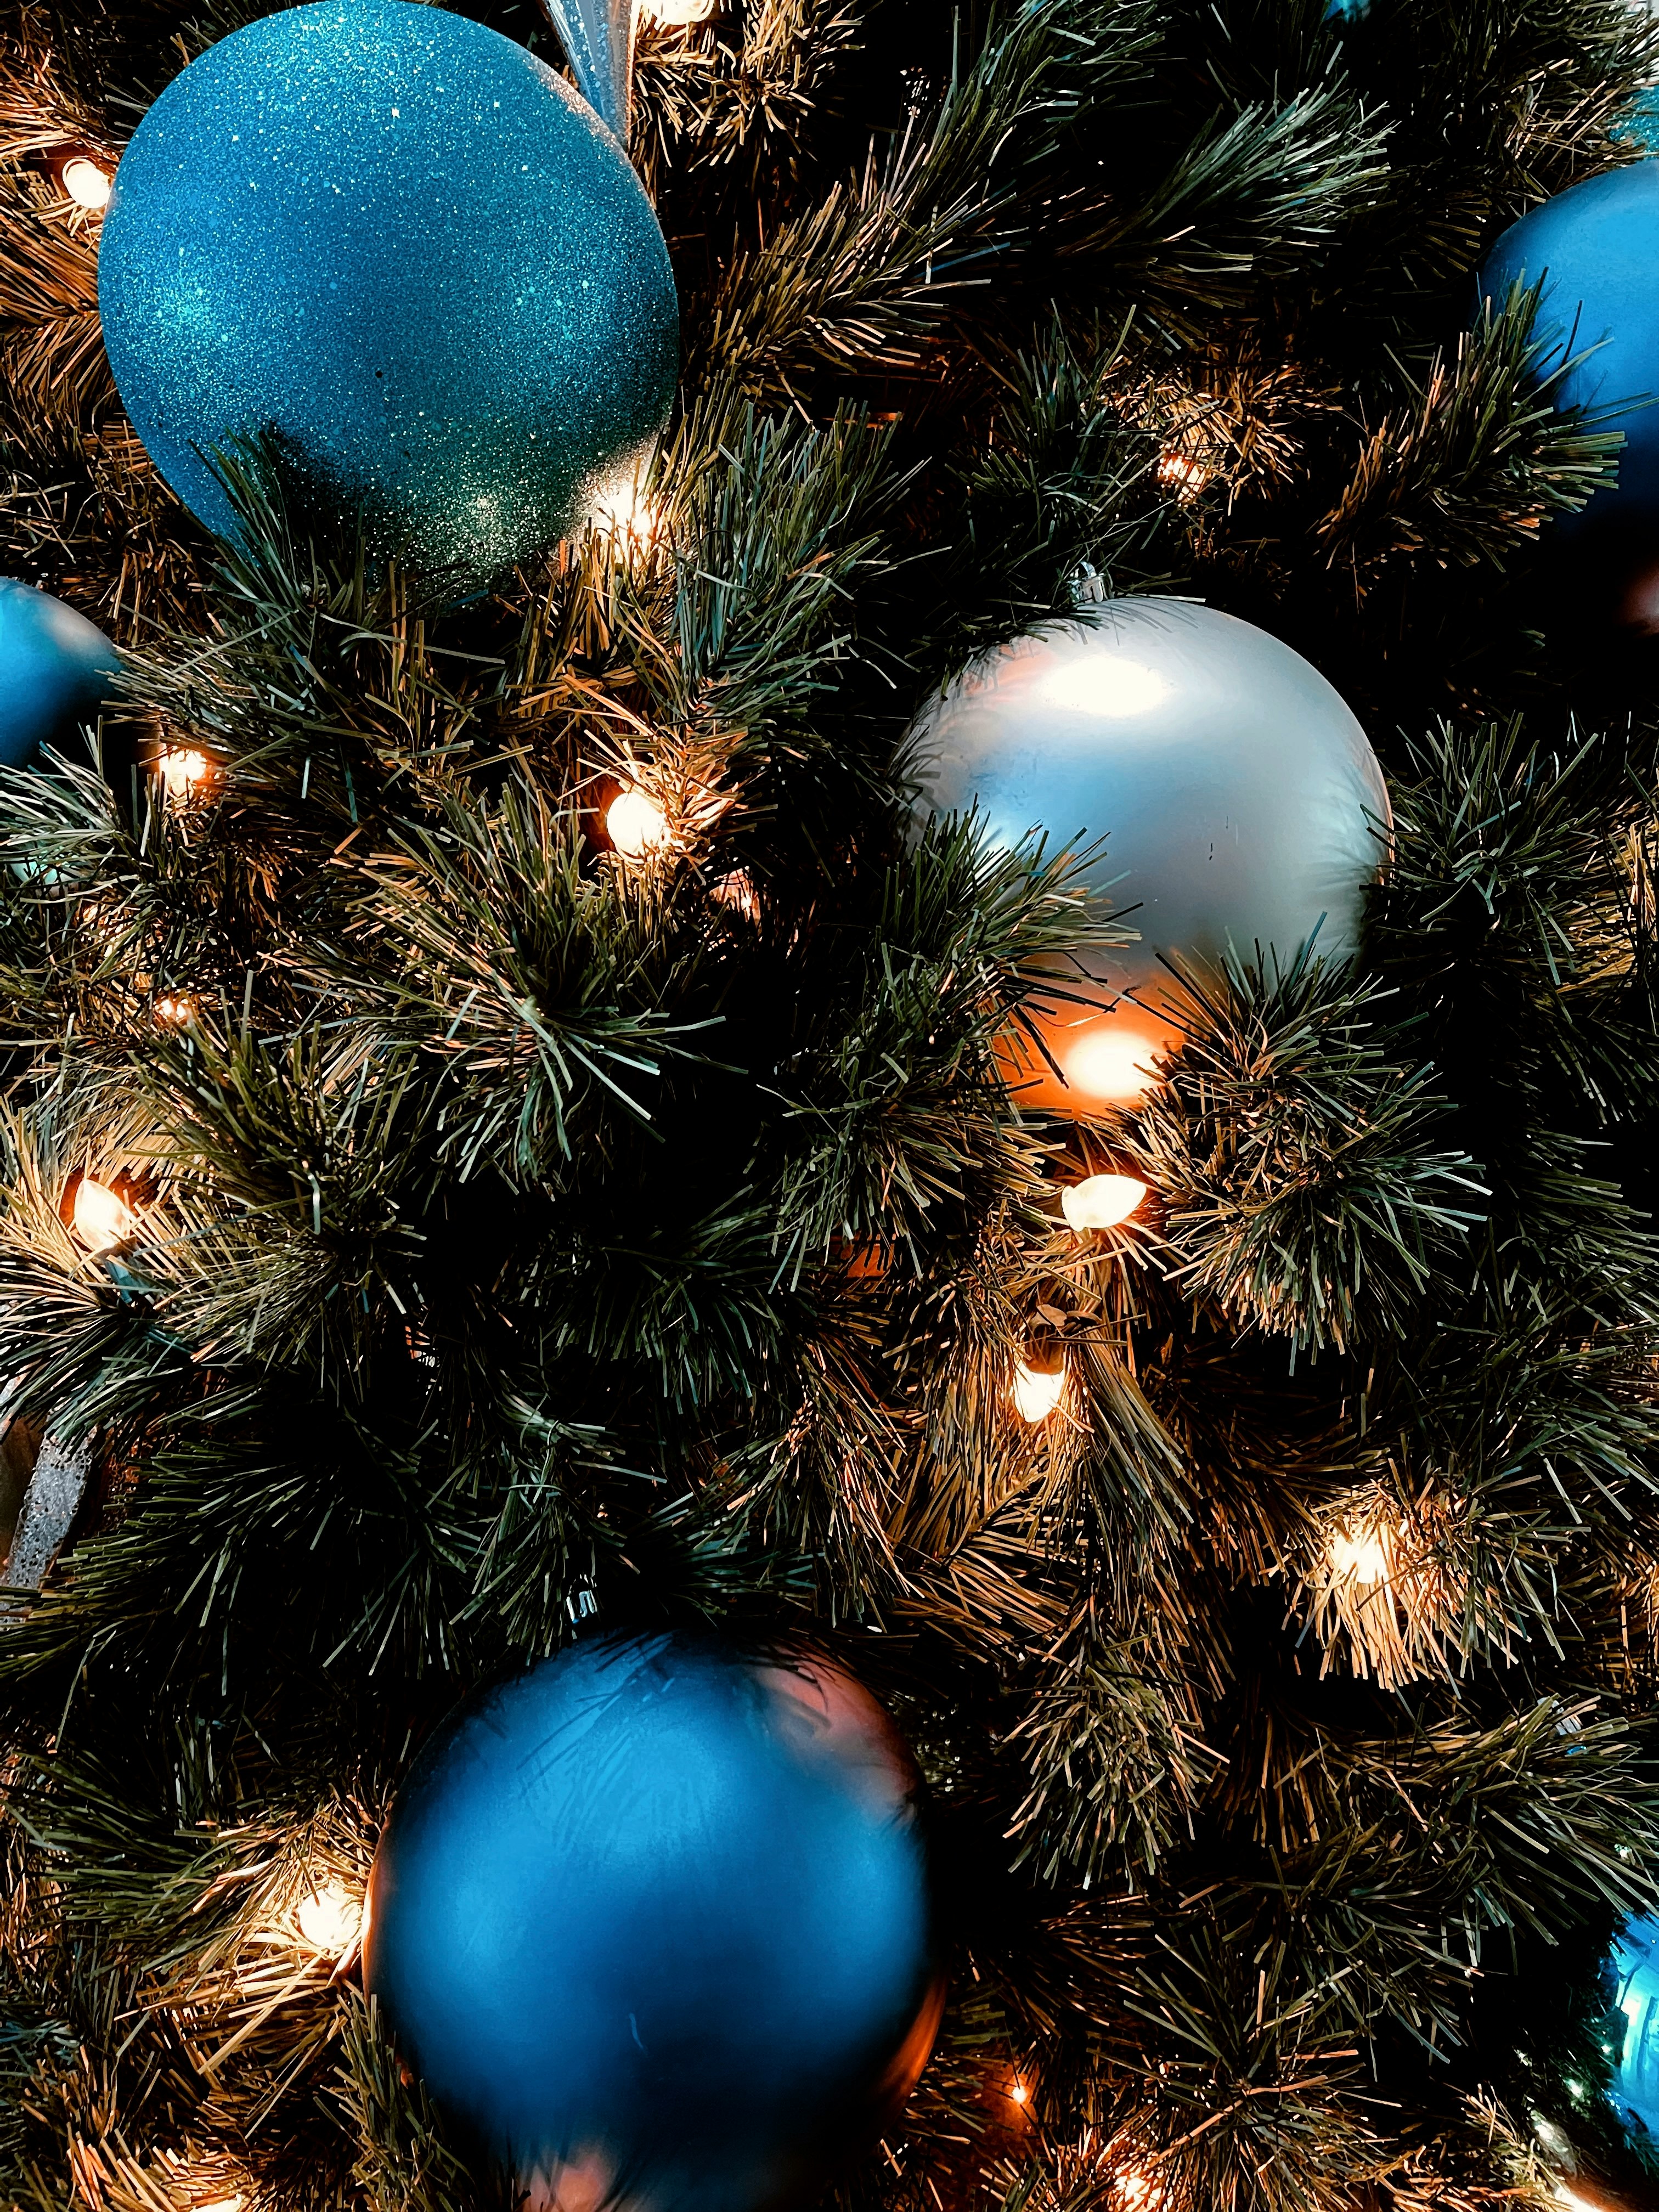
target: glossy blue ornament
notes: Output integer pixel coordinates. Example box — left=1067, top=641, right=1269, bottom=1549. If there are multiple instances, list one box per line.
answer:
left=0, top=580, right=119, bottom=769
left=1480, top=163, right=1659, bottom=536
left=98, top=1, right=678, bottom=591
left=1611, top=1916, right=1659, bottom=2149
left=364, top=1634, right=944, bottom=2212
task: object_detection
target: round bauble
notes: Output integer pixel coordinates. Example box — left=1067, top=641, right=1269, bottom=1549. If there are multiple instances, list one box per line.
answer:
left=907, top=599, right=1390, bottom=1113
left=1610, top=1915, right=1659, bottom=2150
left=0, top=580, right=119, bottom=769
left=98, top=0, right=679, bottom=592
left=364, top=1633, right=943, bottom=2210
left=1480, top=163, right=1659, bottom=542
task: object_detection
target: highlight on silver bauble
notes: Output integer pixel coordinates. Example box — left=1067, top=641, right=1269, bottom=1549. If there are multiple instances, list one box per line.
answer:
left=906, top=597, right=1391, bottom=1113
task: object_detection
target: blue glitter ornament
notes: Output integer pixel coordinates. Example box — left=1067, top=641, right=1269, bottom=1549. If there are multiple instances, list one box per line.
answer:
left=0, top=580, right=119, bottom=769
left=364, top=1634, right=944, bottom=2212
left=98, top=1, right=678, bottom=590
left=1480, top=163, right=1659, bottom=538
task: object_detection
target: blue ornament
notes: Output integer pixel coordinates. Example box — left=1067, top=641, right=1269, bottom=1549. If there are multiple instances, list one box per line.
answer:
left=1611, top=1916, right=1659, bottom=2150
left=1480, top=163, right=1659, bottom=537
left=98, top=1, right=678, bottom=591
left=364, top=1634, right=944, bottom=2212
left=0, top=580, right=119, bottom=770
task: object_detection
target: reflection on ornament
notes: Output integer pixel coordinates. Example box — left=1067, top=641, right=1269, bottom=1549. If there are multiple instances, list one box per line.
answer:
left=61, top=156, right=111, bottom=210
left=607, top=786, right=670, bottom=860
left=1329, top=1523, right=1390, bottom=1585
left=1061, top=1173, right=1147, bottom=1231
left=909, top=599, right=1390, bottom=1121
left=295, top=1880, right=362, bottom=1956
left=1612, top=1916, right=1659, bottom=2148
left=1012, top=1358, right=1064, bottom=1425
left=999, top=1010, right=1167, bottom=1113
left=159, top=746, right=209, bottom=803
left=72, top=1177, right=134, bottom=1253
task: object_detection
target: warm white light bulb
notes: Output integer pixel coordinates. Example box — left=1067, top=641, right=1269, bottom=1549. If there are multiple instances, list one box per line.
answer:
left=607, top=787, right=670, bottom=861
left=1060, top=1025, right=1161, bottom=1105
left=1012, top=1359, right=1064, bottom=1424
left=72, top=1177, right=133, bottom=1253
left=639, top=0, right=717, bottom=21
left=1009, top=2081, right=1029, bottom=2106
left=295, top=1880, right=362, bottom=1956
left=1116, top=2172, right=1164, bottom=2211
left=1329, top=1526, right=1389, bottom=1585
left=155, top=995, right=194, bottom=1028
left=61, top=156, right=111, bottom=211
left=1061, top=1173, right=1148, bottom=1231
left=160, top=746, right=210, bottom=802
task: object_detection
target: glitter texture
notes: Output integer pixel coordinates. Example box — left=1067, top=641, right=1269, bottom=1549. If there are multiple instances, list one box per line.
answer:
left=98, top=0, right=679, bottom=591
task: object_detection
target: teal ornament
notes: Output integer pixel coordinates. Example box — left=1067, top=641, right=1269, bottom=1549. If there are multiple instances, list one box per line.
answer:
left=364, top=1633, right=944, bottom=2212
left=0, top=581, right=119, bottom=769
left=542, top=0, right=635, bottom=142
left=1611, top=1917, right=1659, bottom=2149
left=1480, top=163, right=1659, bottom=539
left=98, top=1, right=678, bottom=592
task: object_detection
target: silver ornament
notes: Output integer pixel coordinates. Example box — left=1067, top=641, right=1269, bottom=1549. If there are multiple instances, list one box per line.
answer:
left=907, top=597, right=1391, bottom=1110
left=540, top=0, right=636, bottom=143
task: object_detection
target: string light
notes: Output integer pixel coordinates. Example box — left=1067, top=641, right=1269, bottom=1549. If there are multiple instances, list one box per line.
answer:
left=1329, top=1523, right=1390, bottom=1585
left=155, top=995, right=194, bottom=1028
left=294, top=1879, right=363, bottom=1957
left=638, top=0, right=718, bottom=21
left=1009, top=2081, right=1029, bottom=2105
left=71, top=1176, right=134, bottom=1253
left=60, top=155, right=111, bottom=210
left=1012, top=1357, right=1064, bottom=1424
left=1156, top=450, right=1210, bottom=496
left=1061, top=1173, right=1147, bottom=1231
left=1115, top=2172, right=1165, bottom=2211
left=586, top=461, right=661, bottom=542
left=607, top=786, right=670, bottom=861
left=159, top=746, right=210, bottom=803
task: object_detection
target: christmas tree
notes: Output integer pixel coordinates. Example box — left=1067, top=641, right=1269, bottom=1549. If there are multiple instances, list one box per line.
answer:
left=5, top=0, right=1659, bottom=2207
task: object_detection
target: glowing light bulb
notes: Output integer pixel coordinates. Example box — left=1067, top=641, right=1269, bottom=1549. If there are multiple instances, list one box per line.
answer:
left=1061, top=1173, right=1148, bottom=1231
left=155, top=995, right=194, bottom=1028
left=586, top=462, right=660, bottom=541
left=1012, top=1358, right=1064, bottom=1424
left=1009, top=2081, right=1029, bottom=2105
left=1329, top=1525, right=1389, bottom=1584
left=1060, top=1025, right=1161, bottom=1105
left=61, top=156, right=111, bottom=211
left=1156, top=450, right=1209, bottom=495
left=72, top=1176, right=134, bottom=1253
left=1116, top=2173, right=1164, bottom=2211
left=159, top=747, right=210, bottom=802
left=1037, top=654, right=1171, bottom=717
left=607, top=787, right=670, bottom=861
left=640, top=0, right=718, bottom=18
left=295, top=1880, right=362, bottom=1956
